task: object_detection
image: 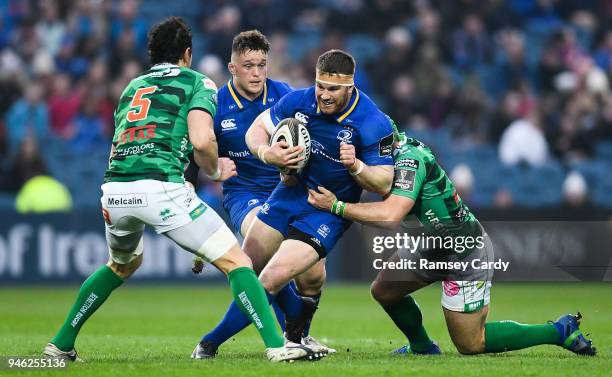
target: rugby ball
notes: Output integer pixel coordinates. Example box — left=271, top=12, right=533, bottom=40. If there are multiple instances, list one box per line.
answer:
left=270, top=118, right=311, bottom=174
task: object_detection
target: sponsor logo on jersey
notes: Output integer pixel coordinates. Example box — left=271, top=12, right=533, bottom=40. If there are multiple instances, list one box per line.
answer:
left=189, top=203, right=208, bottom=220
left=260, top=202, right=270, bottom=215
left=443, top=280, right=460, bottom=297
left=393, top=169, right=415, bottom=192
left=378, top=133, right=393, bottom=157
left=228, top=150, right=250, bottom=158
left=294, top=112, right=309, bottom=124
left=221, top=118, right=237, bottom=131
left=311, top=140, right=342, bottom=164
left=336, top=129, right=353, bottom=143
left=106, top=194, right=148, bottom=208
left=395, top=158, right=419, bottom=170
left=202, top=78, right=217, bottom=91
left=454, top=205, right=468, bottom=221
left=118, top=125, right=156, bottom=145
left=101, top=208, right=111, bottom=224
left=247, top=199, right=260, bottom=206
left=452, top=190, right=461, bottom=204
left=425, top=209, right=449, bottom=235
left=160, top=208, right=176, bottom=222
left=115, top=143, right=155, bottom=157
left=268, top=97, right=275, bottom=102
left=134, top=66, right=180, bottom=81
left=317, top=224, right=330, bottom=238
left=465, top=300, right=484, bottom=312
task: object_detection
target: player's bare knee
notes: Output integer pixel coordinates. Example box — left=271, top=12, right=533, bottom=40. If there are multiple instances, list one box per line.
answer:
left=450, top=327, right=485, bottom=355
left=107, top=254, right=142, bottom=280
left=214, top=245, right=253, bottom=274
left=248, top=252, right=268, bottom=274
left=295, top=273, right=325, bottom=296
left=370, top=280, right=401, bottom=305
left=455, top=340, right=484, bottom=355
left=259, top=274, right=274, bottom=293
left=296, top=282, right=323, bottom=297
left=242, top=240, right=272, bottom=272
left=231, top=250, right=253, bottom=269
left=370, top=280, right=383, bottom=302
left=260, top=268, right=285, bottom=294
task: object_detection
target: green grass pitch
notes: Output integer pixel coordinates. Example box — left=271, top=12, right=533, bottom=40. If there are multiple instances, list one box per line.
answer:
left=1, top=283, right=610, bottom=376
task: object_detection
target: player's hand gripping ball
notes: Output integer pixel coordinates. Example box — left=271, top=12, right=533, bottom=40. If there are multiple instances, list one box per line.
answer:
left=268, top=118, right=311, bottom=175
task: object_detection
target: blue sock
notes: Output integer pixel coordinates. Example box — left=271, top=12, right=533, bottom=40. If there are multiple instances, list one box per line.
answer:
left=302, top=292, right=321, bottom=336
left=202, top=300, right=251, bottom=347
left=302, top=291, right=321, bottom=337
left=272, top=301, right=286, bottom=332
left=202, top=292, right=288, bottom=347
left=274, top=282, right=303, bottom=319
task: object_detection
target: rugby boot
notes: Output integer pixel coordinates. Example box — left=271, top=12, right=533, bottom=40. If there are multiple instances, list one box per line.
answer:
left=551, top=312, right=596, bottom=356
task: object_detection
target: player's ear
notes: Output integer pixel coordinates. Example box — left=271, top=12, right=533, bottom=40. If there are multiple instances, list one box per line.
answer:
left=183, top=47, right=192, bottom=67
left=228, top=62, right=236, bottom=76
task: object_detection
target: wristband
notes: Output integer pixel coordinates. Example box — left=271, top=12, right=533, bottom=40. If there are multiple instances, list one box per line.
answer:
left=331, top=199, right=346, bottom=217
left=207, top=167, right=221, bottom=180
left=331, top=199, right=338, bottom=214
left=349, top=160, right=364, bottom=176
left=337, top=201, right=346, bottom=217
left=257, top=145, right=269, bottom=164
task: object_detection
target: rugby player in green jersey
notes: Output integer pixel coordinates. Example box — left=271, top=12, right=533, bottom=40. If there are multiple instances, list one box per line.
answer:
left=308, top=124, right=596, bottom=357
left=43, top=17, right=319, bottom=363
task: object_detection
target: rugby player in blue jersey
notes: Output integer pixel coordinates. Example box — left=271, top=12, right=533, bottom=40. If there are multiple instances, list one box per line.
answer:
left=195, top=49, right=394, bottom=354
left=192, top=30, right=331, bottom=358
left=243, top=49, right=395, bottom=345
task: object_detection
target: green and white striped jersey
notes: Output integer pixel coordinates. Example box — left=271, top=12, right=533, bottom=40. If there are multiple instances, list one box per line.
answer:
left=105, top=64, right=217, bottom=183
left=391, top=137, right=481, bottom=239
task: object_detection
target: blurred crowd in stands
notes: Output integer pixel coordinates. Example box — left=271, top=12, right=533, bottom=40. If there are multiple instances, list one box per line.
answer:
left=1, top=0, right=611, bottom=212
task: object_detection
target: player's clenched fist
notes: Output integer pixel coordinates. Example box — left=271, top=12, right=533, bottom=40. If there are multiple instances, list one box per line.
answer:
left=215, top=157, right=238, bottom=181
left=339, top=142, right=357, bottom=170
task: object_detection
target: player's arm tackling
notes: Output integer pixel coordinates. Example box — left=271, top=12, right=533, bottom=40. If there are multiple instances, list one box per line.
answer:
left=188, top=109, right=236, bottom=181
left=308, top=186, right=413, bottom=229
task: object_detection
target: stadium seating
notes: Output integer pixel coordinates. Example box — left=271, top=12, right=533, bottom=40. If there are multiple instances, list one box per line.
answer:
left=1, top=1, right=611, bottom=210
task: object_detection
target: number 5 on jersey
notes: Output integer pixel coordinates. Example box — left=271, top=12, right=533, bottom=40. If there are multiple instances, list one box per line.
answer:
left=127, top=86, right=157, bottom=122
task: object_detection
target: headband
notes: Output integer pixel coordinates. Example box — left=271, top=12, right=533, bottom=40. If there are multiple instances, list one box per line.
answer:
left=315, top=70, right=354, bottom=86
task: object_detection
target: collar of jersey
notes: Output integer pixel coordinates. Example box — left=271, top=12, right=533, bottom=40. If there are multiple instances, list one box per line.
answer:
left=316, top=88, right=360, bottom=123
left=151, top=63, right=179, bottom=69
left=227, top=79, right=268, bottom=110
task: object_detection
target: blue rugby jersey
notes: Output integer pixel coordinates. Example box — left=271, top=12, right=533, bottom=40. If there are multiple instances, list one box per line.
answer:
left=269, top=86, right=394, bottom=202
left=214, top=78, right=292, bottom=193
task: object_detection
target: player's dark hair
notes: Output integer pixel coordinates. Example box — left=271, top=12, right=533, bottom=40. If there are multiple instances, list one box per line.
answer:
left=232, top=30, right=270, bottom=55
left=316, top=49, right=355, bottom=75
left=147, top=16, right=192, bottom=65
